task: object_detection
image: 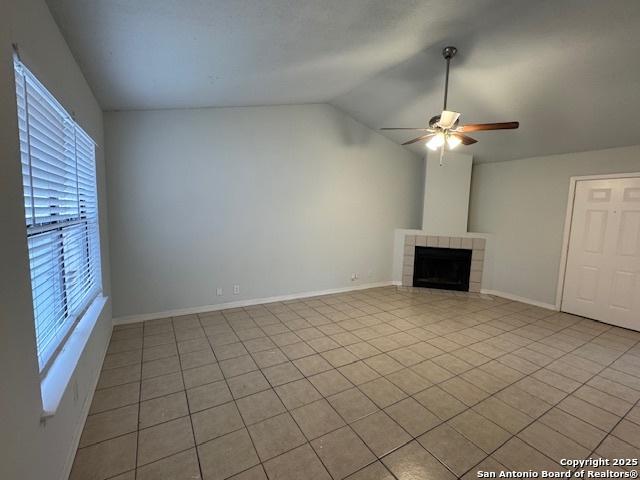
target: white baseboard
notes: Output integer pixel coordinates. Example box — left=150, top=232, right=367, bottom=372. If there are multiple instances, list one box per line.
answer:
left=481, top=289, right=558, bottom=311
left=113, top=281, right=395, bottom=325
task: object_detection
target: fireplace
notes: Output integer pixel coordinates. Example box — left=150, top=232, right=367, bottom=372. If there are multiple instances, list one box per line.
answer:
left=413, top=246, right=472, bottom=291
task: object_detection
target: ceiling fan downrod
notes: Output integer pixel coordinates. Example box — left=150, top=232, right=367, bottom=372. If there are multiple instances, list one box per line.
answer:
left=442, top=46, right=457, bottom=111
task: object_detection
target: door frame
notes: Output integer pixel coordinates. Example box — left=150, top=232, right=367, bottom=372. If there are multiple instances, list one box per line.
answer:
left=555, top=172, right=640, bottom=311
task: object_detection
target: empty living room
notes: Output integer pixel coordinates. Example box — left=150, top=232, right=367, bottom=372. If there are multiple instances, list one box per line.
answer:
left=2, top=1, right=640, bottom=479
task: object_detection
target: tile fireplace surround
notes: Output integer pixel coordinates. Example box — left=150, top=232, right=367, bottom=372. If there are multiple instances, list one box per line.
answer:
left=402, top=235, right=486, bottom=293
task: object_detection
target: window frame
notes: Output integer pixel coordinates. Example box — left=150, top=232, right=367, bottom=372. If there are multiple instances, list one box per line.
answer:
left=14, top=55, right=103, bottom=378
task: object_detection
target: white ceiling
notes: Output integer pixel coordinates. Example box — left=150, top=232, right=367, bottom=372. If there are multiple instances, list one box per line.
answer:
left=46, top=0, right=640, bottom=163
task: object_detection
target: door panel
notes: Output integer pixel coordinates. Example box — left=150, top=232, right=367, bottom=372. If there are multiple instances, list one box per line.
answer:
left=562, top=176, right=640, bottom=331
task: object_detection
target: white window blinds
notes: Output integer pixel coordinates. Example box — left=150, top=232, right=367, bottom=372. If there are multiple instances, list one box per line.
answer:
left=14, top=57, right=102, bottom=374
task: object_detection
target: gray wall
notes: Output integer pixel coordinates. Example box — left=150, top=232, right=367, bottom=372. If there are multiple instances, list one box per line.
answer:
left=0, top=1, right=111, bottom=479
left=106, top=104, right=423, bottom=319
left=469, top=145, right=640, bottom=306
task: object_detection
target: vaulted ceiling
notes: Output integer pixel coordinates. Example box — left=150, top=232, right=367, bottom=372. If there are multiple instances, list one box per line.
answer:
left=46, top=0, right=640, bottom=163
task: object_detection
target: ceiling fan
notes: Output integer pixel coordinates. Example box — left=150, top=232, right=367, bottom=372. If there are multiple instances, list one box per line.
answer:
left=381, top=46, right=519, bottom=164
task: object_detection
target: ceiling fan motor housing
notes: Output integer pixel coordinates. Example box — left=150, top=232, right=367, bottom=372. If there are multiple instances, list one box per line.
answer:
left=442, top=46, right=457, bottom=60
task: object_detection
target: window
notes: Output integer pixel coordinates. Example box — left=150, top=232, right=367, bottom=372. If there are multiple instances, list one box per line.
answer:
left=14, top=57, right=102, bottom=375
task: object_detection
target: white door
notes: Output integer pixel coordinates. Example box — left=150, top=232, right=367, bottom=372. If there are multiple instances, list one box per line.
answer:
left=562, top=177, right=640, bottom=330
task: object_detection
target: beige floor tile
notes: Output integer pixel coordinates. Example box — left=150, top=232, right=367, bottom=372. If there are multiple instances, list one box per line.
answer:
left=495, top=385, right=552, bottom=418
left=137, top=416, right=194, bottom=466
left=236, top=389, right=286, bottom=425
left=386, top=368, right=431, bottom=395
left=587, top=375, right=640, bottom=403
left=142, top=355, right=181, bottom=379
left=359, top=377, right=407, bottom=408
left=70, top=432, right=137, bottom=480
left=187, top=380, right=232, bottom=413
left=213, top=342, right=249, bottom=360
left=461, top=457, right=508, bottom=480
left=410, top=360, right=455, bottom=383
left=76, top=288, right=640, bottom=480
left=346, top=341, right=382, bottom=360
left=97, top=364, right=141, bottom=389
left=177, top=337, right=210, bottom=355
left=227, top=370, right=270, bottom=399
left=414, top=385, right=467, bottom=421
left=90, top=382, right=140, bottom=414
left=228, top=465, right=267, bottom=480
left=263, top=444, right=331, bottom=480
left=573, top=384, right=632, bottom=416
left=79, top=404, right=139, bottom=448
left=518, top=421, right=589, bottom=463
left=182, top=363, right=223, bottom=389
left=493, top=437, right=562, bottom=472
left=345, top=461, right=394, bottom=480
left=252, top=348, right=288, bottom=368
left=351, top=410, right=411, bottom=456
left=311, top=426, right=376, bottom=479
left=275, top=378, right=322, bottom=410
left=364, top=354, right=404, bottom=375
left=385, top=397, right=441, bottom=437
left=596, top=435, right=640, bottom=466
left=338, top=361, right=380, bottom=385
left=448, top=410, right=511, bottom=453
left=418, top=424, right=487, bottom=476
left=219, top=354, right=258, bottom=378
left=261, top=360, right=304, bottom=386
left=556, top=395, right=620, bottom=431
left=192, top=401, right=244, bottom=444
left=531, top=368, right=582, bottom=393
left=291, top=398, right=346, bottom=439
left=281, top=341, right=315, bottom=360
left=198, top=429, right=260, bottom=480
left=539, top=408, right=607, bottom=450
left=180, top=347, right=216, bottom=370
left=140, top=371, right=184, bottom=401
left=136, top=448, right=201, bottom=480
left=611, top=419, right=640, bottom=448
left=514, top=377, right=566, bottom=405
left=472, top=396, right=532, bottom=434
left=440, top=377, right=490, bottom=407
left=309, top=369, right=353, bottom=396
left=382, top=440, right=455, bottom=480
left=102, top=350, right=142, bottom=370
left=139, top=391, right=188, bottom=428
left=248, top=412, right=306, bottom=461
left=328, top=387, right=378, bottom=423
left=293, top=354, right=333, bottom=376
left=110, top=471, right=135, bottom=480
left=322, top=347, right=358, bottom=368
left=242, top=336, right=277, bottom=353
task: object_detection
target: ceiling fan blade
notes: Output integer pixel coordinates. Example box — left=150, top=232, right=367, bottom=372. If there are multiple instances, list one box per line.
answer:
left=380, top=127, right=431, bottom=131
left=459, top=121, right=519, bottom=132
left=402, top=133, right=435, bottom=145
left=452, top=133, right=477, bottom=145
left=438, top=110, right=461, bottom=129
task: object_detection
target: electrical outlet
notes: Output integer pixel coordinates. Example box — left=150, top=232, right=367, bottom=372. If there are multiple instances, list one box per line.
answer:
left=216, top=288, right=223, bottom=296
left=233, top=284, right=240, bottom=295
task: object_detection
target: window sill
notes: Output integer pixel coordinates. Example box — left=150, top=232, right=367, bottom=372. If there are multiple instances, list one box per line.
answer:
left=40, top=295, right=108, bottom=419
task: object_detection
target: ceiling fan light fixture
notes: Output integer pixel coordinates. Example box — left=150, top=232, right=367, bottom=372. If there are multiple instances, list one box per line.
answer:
left=446, top=134, right=462, bottom=149
left=426, top=132, right=445, bottom=150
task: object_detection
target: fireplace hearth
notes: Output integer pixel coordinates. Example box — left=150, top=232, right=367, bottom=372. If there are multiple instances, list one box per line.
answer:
left=413, top=246, right=472, bottom=291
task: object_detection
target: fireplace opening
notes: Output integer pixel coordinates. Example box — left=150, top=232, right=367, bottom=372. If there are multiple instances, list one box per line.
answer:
left=413, top=246, right=472, bottom=291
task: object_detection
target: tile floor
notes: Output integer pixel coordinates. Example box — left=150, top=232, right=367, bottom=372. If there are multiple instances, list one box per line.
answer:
left=70, top=286, right=640, bottom=480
